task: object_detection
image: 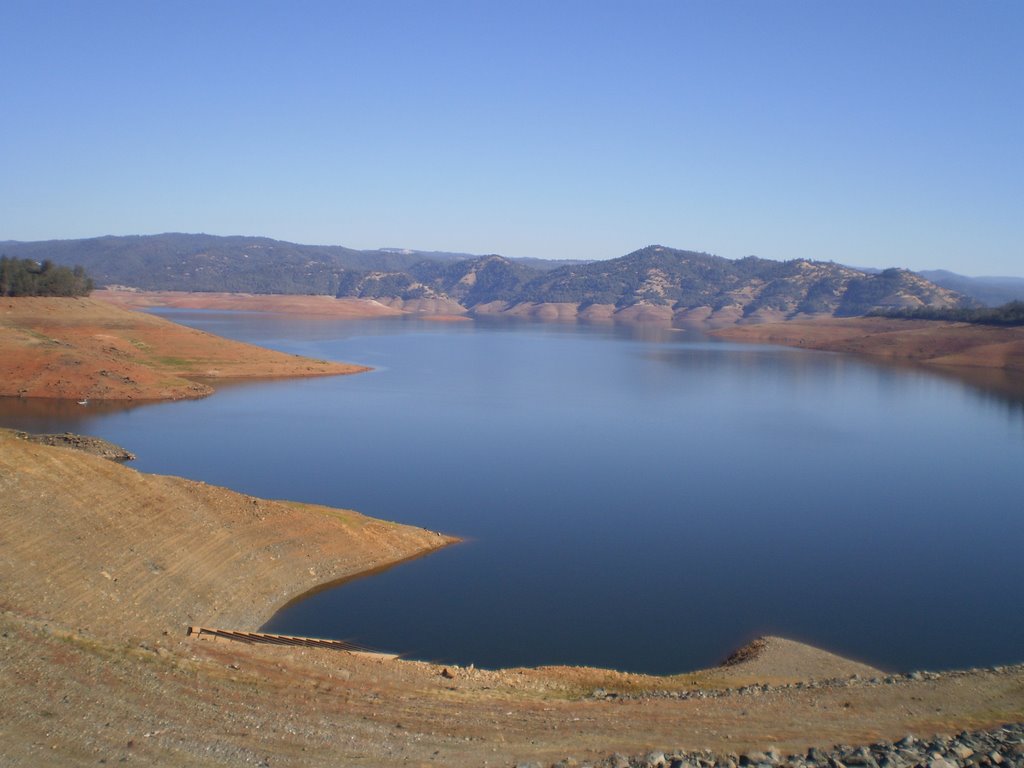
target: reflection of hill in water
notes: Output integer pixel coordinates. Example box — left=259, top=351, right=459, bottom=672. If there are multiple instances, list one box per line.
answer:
left=3, top=326, right=1022, bottom=437
left=0, top=375, right=334, bottom=434
left=0, top=396, right=146, bottom=433
left=926, top=365, right=1024, bottom=422
left=3, top=312, right=1024, bottom=674
left=647, top=343, right=1024, bottom=431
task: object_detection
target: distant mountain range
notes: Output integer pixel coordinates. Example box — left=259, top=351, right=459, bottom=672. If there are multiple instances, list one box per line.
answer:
left=0, top=233, right=982, bottom=322
left=916, top=270, right=1024, bottom=307
left=0, top=234, right=579, bottom=294
left=0, top=234, right=463, bottom=294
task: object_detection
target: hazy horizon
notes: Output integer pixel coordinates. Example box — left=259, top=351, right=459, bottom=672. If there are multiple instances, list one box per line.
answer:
left=5, top=231, right=1023, bottom=280
left=4, top=2, right=1021, bottom=277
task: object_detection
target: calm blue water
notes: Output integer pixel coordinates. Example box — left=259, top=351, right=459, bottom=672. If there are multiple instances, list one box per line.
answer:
left=3, top=311, right=1023, bottom=674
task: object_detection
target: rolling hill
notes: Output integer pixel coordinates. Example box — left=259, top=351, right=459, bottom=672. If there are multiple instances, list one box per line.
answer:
left=326, top=245, right=969, bottom=321
left=1, top=234, right=970, bottom=321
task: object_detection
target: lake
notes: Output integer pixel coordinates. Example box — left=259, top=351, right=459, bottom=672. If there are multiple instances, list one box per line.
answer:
left=3, top=311, right=1023, bottom=675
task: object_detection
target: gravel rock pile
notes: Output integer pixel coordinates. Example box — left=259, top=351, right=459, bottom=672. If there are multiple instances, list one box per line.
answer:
left=16, top=430, right=136, bottom=461
left=590, top=664, right=1024, bottom=703
left=519, top=723, right=1024, bottom=768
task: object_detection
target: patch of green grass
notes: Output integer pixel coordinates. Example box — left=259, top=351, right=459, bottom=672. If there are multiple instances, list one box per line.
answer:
left=150, top=356, right=193, bottom=368
left=20, top=328, right=60, bottom=346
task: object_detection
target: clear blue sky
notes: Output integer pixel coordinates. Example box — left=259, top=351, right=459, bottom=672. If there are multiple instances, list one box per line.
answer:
left=3, top=1, right=1022, bottom=275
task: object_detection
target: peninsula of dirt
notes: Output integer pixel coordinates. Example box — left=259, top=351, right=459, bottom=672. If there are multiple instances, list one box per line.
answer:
left=0, top=296, right=368, bottom=400
left=1, top=429, right=1021, bottom=767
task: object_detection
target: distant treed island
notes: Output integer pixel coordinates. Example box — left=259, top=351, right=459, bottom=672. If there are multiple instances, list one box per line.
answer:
left=0, top=255, right=93, bottom=297
left=4, top=234, right=1006, bottom=321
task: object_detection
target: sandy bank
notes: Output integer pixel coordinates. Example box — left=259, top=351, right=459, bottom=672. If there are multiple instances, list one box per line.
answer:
left=0, top=296, right=368, bottom=400
left=712, top=316, right=1024, bottom=373
left=1, top=432, right=1021, bottom=766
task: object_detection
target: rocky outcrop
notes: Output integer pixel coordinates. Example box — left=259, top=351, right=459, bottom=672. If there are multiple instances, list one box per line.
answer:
left=16, top=430, right=135, bottom=461
left=335, top=247, right=970, bottom=324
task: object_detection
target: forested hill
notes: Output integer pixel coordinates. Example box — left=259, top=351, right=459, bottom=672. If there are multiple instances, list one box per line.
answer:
left=0, top=234, right=469, bottom=294
left=2, top=235, right=969, bottom=319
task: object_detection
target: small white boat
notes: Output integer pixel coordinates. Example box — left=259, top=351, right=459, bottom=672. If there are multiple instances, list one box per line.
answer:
left=77, top=399, right=89, bottom=406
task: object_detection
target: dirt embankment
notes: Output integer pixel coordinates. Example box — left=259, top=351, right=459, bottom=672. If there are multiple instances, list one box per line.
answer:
left=0, top=297, right=368, bottom=400
left=1, top=432, right=1021, bottom=767
left=0, top=428, right=455, bottom=639
left=97, top=288, right=405, bottom=318
left=712, top=316, right=1024, bottom=373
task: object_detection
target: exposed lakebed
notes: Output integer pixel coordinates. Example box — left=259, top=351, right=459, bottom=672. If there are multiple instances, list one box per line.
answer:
left=3, top=312, right=1023, bottom=674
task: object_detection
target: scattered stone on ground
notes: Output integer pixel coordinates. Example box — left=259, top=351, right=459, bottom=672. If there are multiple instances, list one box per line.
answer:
left=567, top=722, right=1024, bottom=768
left=16, top=430, right=136, bottom=461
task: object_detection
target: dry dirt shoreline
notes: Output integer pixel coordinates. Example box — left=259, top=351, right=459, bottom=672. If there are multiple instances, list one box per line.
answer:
left=2, top=296, right=1022, bottom=766
left=1, top=434, right=1022, bottom=767
left=711, top=316, right=1024, bottom=373
left=97, top=288, right=406, bottom=319
left=97, top=288, right=1024, bottom=375
left=0, top=296, right=367, bottom=400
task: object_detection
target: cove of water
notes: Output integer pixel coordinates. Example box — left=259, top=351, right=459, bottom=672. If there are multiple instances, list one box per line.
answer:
left=3, top=311, right=1023, bottom=674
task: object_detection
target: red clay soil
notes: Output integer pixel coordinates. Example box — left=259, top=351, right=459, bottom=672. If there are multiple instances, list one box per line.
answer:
left=0, top=296, right=368, bottom=400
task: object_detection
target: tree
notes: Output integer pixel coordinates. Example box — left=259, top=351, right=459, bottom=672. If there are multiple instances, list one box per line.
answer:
left=0, top=256, right=94, bottom=297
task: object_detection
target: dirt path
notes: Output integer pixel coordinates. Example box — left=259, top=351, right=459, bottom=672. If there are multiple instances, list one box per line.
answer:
left=1, top=430, right=1021, bottom=767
